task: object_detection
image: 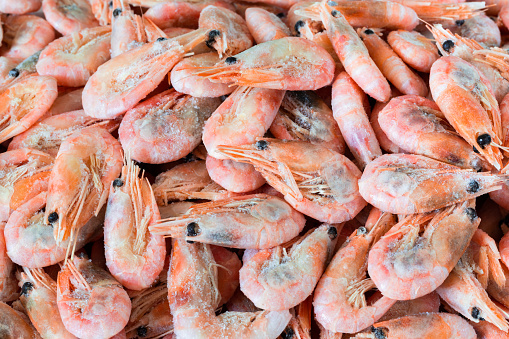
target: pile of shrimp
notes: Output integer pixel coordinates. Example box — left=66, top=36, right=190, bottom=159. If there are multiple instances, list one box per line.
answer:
left=4, top=0, right=509, bottom=338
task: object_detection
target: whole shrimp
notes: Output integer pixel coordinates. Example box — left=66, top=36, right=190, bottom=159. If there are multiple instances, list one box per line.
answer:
left=387, top=30, right=439, bottom=73
left=150, top=194, right=306, bottom=249
left=217, top=139, right=366, bottom=223
left=314, top=214, right=397, bottom=333
left=368, top=200, right=480, bottom=300
left=240, top=224, right=338, bottom=311
left=42, top=0, right=99, bottom=35
left=57, top=255, right=131, bottom=339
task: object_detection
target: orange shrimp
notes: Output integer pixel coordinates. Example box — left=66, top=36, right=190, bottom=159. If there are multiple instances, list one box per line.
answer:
left=378, top=95, right=484, bottom=170
left=387, top=30, right=439, bottom=73
left=57, top=256, right=131, bottom=338
left=403, top=1, right=486, bottom=23
left=18, top=268, right=76, bottom=338
left=0, top=57, right=18, bottom=85
left=104, top=159, right=166, bottom=290
left=331, top=72, right=382, bottom=169
left=42, top=0, right=99, bottom=35
left=377, top=292, right=441, bottom=322
left=368, top=200, right=479, bottom=300
left=118, top=89, right=221, bottom=164
left=0, top=301, right=40, bottom=338
left=358, top=29, right=428, bottom=97
left=88, top=0, right=116, bottom=26
left=150, top=194, right=306, bottom=249
left=202, top=86, right=285, bottom=159
left=45, top=127, right=123, bottom=245
left=110, top=0, right=146, bottom=58
left=314, top=214, right=396, bottom=334
left=46, top=87, right=83, bottom=117
left=206, top=155, right=266, bottom=193
left=0, top=0, right=41, bottom=14
left=218, top=139, right=366, bottom=223
left=168, top=239, right=292, bottom=338
left=370, top=98, right=407, bottom=154
left=269, top=90, right=346, bottom=154
left=319, top=2, right=391, bottom=102
left=470, top=320, right=509, bottom=339
left=36, top=26, right=111, bottom=87
left=0, top=222, right=17, bottom=302
left=245, top=7, right=290, bottom=44
left=240, top=224, right=338, bottom=311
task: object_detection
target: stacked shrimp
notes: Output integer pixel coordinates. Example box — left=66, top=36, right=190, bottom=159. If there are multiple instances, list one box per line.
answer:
left=3, top=0, right=509, bottom=338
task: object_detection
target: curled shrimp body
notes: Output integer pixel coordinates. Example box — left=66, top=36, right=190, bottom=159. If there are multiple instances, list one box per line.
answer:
left=314, top=215, right=396, bottom=333
left=19, top=268, right=76, bottom=338
left=42, top=0, right=99, bottom=35
left=430, top=56, right=503, bottom=170
left=0, top=0, right=41, bottom=14
left=217, top=139, right=367, bottom=223
left=368, top=200, right=479, bottom=300
left=245, top=7, right=291, bottom=44
left=118, top=89, right=221, bottom=164
left=0, top=301, right=40, bottom=338
left=387, top=30, right=439, bottom=73
left=370, top=98, right=407, bottom=154
left=57, top=256, right=131, bottom=339
left=45, top=127, right=123, bottom=244
left=206, top=156, right=266, bottom=193
left=240, top=224, right=338, bottom=311
left=202, top=86, right=285, bottom=159
left=0, top=222, right=16, bottom=302
left=104, top=159, right=165, bottom=291
left=359, top=154, right=504, bottom=214
left=150, top=194, right=306, bottom=249
left=168, top=239, right=292, bottom=339
left=454, top=14, right=501, bottom=48
left=378, top=95, right=484, bottom=170
left=191, top=37, right=335, bottom=90
left=36, top=26, right=111, bottom=87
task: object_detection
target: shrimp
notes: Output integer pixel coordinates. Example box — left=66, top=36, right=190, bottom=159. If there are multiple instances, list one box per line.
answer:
left=370, top=99, right=407, bottom=154
left=46, top=88, right=83, bottom=116
left=245, top=7, right=290, bottom=44
left=202, top=86, right=285, bottom=159
left=453, top=14, right=501, bottom=48
left=331, top=72, right=382, bottom=169
left=377, top=292, right=441, bottom=322
left=170, top=52, right=236, bottom=97
left=367, top=200, right=479, bottom=300
left=168, top=239, right=292, bottom=339
left=8, top=110, right=120, bottom=157
left=352, top=313, right=476, bottom=339
left=0, top=222, right=17, bottom=302
left=430, top=56, right=503, bottom=170
left=269, top=90, right=346, bottom=154
left=470, top=320, right=509, bottom=339
left=378, top=95, right=484, bottom=170
left=319, top=2, right=391, bottom=102
left=240, top=224, right=338, bottom=311
left=0, top=57, right=18, bottom=85
left=403, top=1, right=486, bottom=23
left=0, top=301, right=40, bottom=338
left=88, top=0, right=115, bottom=26
left=358, top=29, right=428, bottom=97
left=189, top=37, right=335, bottom=90
left=18, top=268, right=76, bottom=338
left=36, top=26, right=111, bottom=87
left=150, top=194, right=306, bottom=249
left=42, top=0, right=99, bottom=35
left=0, top=0, right=41, bottom=14
left=57, top=255, right=131, bottom=339
left=314, top=214, right=396, bottom=333
left=110, top=0, right=147, bottom=58
left=119, top=89, right=221, bottom=164
left=0, top=15, right=55, bottom=62
left=206, top=156, right=266, bottom=193
left=45, top=127, right=123, bottom=246
left=104, top=159, right=166, bottom=290
left=387, top=30, right=439, bottom=73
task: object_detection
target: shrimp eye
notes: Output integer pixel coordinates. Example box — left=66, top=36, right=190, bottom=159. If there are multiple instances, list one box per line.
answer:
left=225, top=57, right=237, bottom=65
left=465, top=207, right=478, bottom=222
left=186, top=222, right=200, bottom=237
left=455, top=19, right=465, bottom=26
left=8, top=68, right=19, bottom=78
left=21, top=282, right=33, bottom=296
left=294, top=21, right=305, bottom=36
left=357, top=226, right=367, bottom=235
left=331, top=10, right=340, bottom=17
left=112, top=8, right=122, bottom=17
left=476, top=133, right=491, bottom=149
left=327, top=0, right=338, bottom=6
left=206, top=30, right=221, bottom=48
left=113, top=178, right=124, bottom=188
left=327, top=226, right=338, bottom=239
left=473, top=146, right=480, bottom=154
left=364, top=29, right=374, bottom=35
left=255, top=140, right=269, bottom=150
left=471, top=306, right=485, bottom=320
left=157, top=37, right=168, bottom=42
left=108, top=1, right=113, bottom=8
left=442, top=40, right=455, bottom=52
left=137, top=326, right=148, bottom=337
left=467, top=180, right=480, bottom=194
left=281, top=327, right=295, bottom=339
left=48, top=212, right=58, bottom=224
left=276, top=12, right=285, bottom=18
left=371, top=326, right=388, bottom=339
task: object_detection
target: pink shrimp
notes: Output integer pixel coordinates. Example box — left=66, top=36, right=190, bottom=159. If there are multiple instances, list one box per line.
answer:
left=57, top=256, right=131, bottom=339
left=387, top=30, right=439, bottom=73
left=471, top=320, right=509, bottom=339
left=0, top=222, right=17, bottom=302
left=454, top=14, right=501, bottom=47
left=331, top=72, right=382, bottom=169
left=370, top=99, right=407, bottom=154
left=46, top=87, right=83, bottom=117
left=118, top=89, right=221, bottom=164
left=88, top=0, right=115, bottom=26
left=206, top=155, right=266, bottom=193
left=0, top=0, right=41, bottom=14
left=42, top=0, right=99, bottom=35
left=245, top=7, right=291, bottom=44
left=110, top=1, right=146, bottom=58
left=0, top=301, right=40, bottom=338
left=377, top=292, right=441, bottom=322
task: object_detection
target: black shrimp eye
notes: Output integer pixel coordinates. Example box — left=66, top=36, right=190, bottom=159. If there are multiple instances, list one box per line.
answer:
left=371, top=326, right=388, bottom=339
left=48, top=211, right=58, bottom=224
left=276, top=12, right=285, bottom=18
left=137, top=325, right=148, bottom=337
left=113, top=178, right=123, bottom=188
left=455, top=19, right=465, bottom=26
left=364, top=28, right=374, bottom=35
left=157, top=37, right=167, bottom=42
left=225, top=56, right=237, bottom=65
left=281, top=327, right=295, bottom=339
left=465, top=207, right=478, bottom=222
left=186, top=222, right=200, bottom=237
left=112, top=8, right=122, bottom=17
left=108, top=0, right=113, bottom=8
left=294, top=20, right=305, bottom=36
left=442, top=40, right=455, bottom=52
left=331, top=10, right=340, bottom=17
left=357, top=226, right=367, bottom=235
left=471, top=306, right=484, bottom=320
left=255, top=140, right=269, bottom=150
left=206, top=29, right=221, bottom=48
left=8, top=68, right=19, bottom=78
left=467, top=180, right=480, bottom=194
left=477, top=133, right=491, bottom=149
left=21, top=282, right=33, bottom=296
left=327, top=226, right=338, bottom=239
